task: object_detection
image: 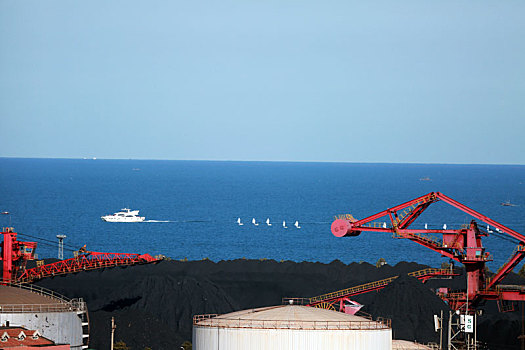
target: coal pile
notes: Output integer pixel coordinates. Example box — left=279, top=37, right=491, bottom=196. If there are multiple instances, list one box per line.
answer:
left=32, top=259, right=524, bottom=350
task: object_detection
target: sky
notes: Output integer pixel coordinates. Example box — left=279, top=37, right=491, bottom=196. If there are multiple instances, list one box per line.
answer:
left=0, top=0, right=524, bottom=164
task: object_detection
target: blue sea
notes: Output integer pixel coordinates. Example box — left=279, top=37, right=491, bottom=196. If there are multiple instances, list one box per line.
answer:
left=0, top=158, right=524, bottom=271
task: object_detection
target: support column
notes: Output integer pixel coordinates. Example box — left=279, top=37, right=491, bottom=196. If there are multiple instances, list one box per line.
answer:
left=2, top=230, right=15, bottom=282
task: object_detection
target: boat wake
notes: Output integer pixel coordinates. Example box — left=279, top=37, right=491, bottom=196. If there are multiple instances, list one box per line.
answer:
left=141, top=219, right=212, bottom=223
left=181, top=219, right=212, bottom=223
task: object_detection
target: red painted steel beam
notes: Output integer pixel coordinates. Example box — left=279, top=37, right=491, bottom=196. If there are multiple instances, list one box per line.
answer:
left=435, top=192, right=525, bottom=242
left=307, top=285, right=386, bottom=306
left=307, top=270, right=459, bottom=306
left=1, top=230, right=14, bottom=282
left=18, top=251, right=158, bottom=282
left=498, top=290, right=525, bottom=301
left=487, top=247, right=525, bottom=290
left=352, top=193, right=438, bottom=228
left=398, top=202, right=431, bottom=229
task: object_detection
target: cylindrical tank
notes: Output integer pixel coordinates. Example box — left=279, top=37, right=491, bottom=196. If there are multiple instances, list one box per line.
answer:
left=193, top=305, right=391, bottom=350
left=0, top=284, right=89, bottom=350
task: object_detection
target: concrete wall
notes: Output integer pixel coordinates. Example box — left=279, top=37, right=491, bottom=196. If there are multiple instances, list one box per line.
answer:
left=0, top=311, right=83, bottom=350
left=193, top=326, right=392, bottom=350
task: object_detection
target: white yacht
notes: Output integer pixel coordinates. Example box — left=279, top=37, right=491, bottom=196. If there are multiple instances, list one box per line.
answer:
left=101, top=208, right=145, bottom=222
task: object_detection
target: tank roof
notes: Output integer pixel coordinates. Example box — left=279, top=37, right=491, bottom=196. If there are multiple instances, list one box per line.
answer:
left=0, top=285, right=63, bottom=305
left=217, top=305, right=367, bottom=322
left=194, top=305, right=390, bottom=330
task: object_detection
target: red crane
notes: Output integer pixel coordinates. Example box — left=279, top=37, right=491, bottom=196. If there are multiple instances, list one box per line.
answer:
left=331, top=192, right=525, bottom=312
left=1, top=227, right=158, bottom=284
left=0, top=227, right=37, bottom=282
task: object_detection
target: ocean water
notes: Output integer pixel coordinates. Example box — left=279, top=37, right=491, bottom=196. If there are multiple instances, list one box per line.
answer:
left=0, top=158, right=524, bottom=271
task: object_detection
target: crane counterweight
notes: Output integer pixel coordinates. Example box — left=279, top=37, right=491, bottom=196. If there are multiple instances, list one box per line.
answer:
left=331, top=219, right=359, bottom=237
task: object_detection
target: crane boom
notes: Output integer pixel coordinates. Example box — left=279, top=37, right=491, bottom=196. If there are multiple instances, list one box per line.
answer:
left=331, top=192, right=525, bottom=312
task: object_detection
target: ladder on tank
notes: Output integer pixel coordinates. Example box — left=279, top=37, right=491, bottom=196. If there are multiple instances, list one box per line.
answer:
left=73, top=298, right=90, bottom=349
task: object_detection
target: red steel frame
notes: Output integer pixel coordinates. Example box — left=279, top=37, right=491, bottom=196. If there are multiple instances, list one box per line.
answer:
left=307, top=267, right=459, bottom=312
left=17, top=251, right=156, bottom=283
left=1, top=227, right=157, bottom=284
left=1, top=227, right=37, bottom=282
left=331, top=192, right=525, bottom=312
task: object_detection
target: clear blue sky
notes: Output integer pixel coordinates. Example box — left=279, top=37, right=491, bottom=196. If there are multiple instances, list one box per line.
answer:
left=1, top=0, right=524, bottom=164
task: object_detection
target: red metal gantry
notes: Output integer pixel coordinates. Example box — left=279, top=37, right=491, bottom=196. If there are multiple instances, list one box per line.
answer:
left=304, top=267, right=459, bottom=313
left=330, top=192, right=525, bottom=312
left=0, top=227, right=37, bottom=282
left=1, top=227, right=158, bottom=284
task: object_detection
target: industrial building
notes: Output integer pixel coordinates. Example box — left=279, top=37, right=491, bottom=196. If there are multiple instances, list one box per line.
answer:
left=193, top=304, right=392, bottom=350
left=0, top=283, right=88, bottom=350
left=0, top=326, right=70, bottom=349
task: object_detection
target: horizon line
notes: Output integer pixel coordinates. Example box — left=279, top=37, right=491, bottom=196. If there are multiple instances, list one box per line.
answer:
left=0, top=156, right=524, bottom=167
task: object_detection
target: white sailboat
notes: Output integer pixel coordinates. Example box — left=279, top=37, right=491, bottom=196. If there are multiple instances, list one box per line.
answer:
left=294, top=221, right=301, bottom=229
left=283, top=220, right=288, bottom=228
left=252, top=218, right=259, bottom=226
left=237, top=218, right=244, bottom=226
left=266, top=218, right=272, bottom=226
left=486, top=225, right=493, bottom=233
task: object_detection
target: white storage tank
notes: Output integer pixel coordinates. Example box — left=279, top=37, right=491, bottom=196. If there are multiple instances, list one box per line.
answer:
left=193, top=305, right=392, bottom=350
left=0, top=283, right=89, bottom=350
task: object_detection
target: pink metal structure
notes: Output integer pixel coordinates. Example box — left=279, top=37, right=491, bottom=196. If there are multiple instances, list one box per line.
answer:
left=1, top=227, right=158, bottom=284
left=306, top=267, right=458, bottom=313
left=17, top=251, right=157, bottom=283
left=331, top=192, right=525, bottom=312
left=0, top=227, right=37, bottom=282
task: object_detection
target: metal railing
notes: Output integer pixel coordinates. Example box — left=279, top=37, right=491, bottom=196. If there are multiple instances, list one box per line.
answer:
left=0, top=281, right=86, bottom=313
left=193, top=314, right=391, bottom=330
left=309, top=276, right=397, bottom=303
left=281, top=297, right=309, bottom=305
left=308, top=268, right=455, bottom=304
left=394, top=230, right=443, bottom=247
left=0, top=300, right=86, bottom=313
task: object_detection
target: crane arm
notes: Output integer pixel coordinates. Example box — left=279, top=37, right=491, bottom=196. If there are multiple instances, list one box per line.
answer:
left=331, top=192, right=525, bottom=310
left=333, top=192, right=524, bottom=244
left=487, top=245, right=525, bottom=290
left=435, top=192, right=525, bottom=243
